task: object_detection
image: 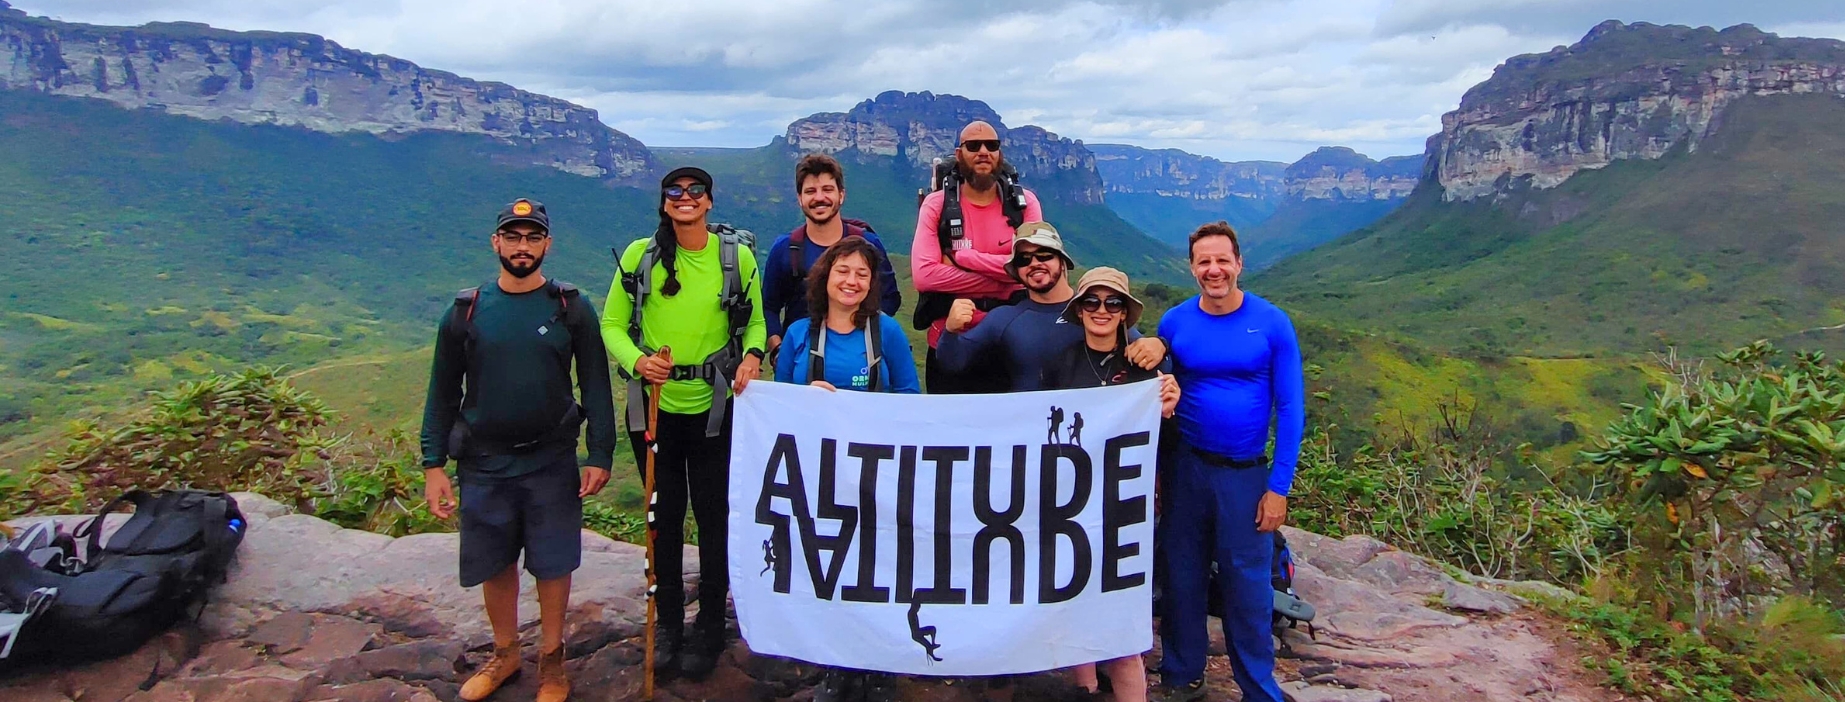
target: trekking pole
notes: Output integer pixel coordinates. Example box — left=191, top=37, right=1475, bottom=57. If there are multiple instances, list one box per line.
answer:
left=643, top=382, right=662, bottom=700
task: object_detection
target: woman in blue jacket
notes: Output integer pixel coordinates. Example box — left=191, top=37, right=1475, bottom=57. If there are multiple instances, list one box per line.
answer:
left=776, top=236, right=920, bottom=396
left=772, top=235, right=919, bottom=702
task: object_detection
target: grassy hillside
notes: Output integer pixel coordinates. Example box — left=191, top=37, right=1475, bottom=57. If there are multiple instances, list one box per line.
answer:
left=1238, top=197, right=1401, bottom=271
left=0, top=90, right=662, bottom=440
left=1103, top=191, right=1277, bottom=249
left=1256, top=94, right=1845, bottom=357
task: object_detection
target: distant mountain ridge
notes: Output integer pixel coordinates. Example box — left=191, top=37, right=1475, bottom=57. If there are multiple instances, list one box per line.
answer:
left=1432, top=20, right=1845, bottom=201
left=783, top=90, right=1106, bottom=205
left=1091, top=144, right=1422, bottom=266
left=0, top=0, right=656, bottom=182
left=1258, top=21, right=1845, bottom=357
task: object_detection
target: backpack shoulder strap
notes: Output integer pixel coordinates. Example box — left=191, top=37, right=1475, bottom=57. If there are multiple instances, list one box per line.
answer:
left=719, top=233, right=747, bottom=343
left=788, top=226, right=807, bottom=283
left=626, top=243, right=659, bottom=346
left=805, top=319, right=825, bottom=385
left=448, top=286, right=482, bottom=339
left=546, top=279, right=581, bottom=322
left=937, top=178, right=964, bottom=260
left=867, top=317, right=884, bottom=393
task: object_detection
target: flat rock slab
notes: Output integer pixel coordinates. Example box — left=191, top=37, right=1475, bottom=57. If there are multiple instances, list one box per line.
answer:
left=2, top=497, right=1620, bottom=702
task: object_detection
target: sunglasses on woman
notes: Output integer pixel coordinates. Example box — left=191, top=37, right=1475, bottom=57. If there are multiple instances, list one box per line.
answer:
left=664, top=183, right=710, bottom=200
left=961, top=139, right=1001, bottom=153
left=1077, top=295, right=1128, bottom=314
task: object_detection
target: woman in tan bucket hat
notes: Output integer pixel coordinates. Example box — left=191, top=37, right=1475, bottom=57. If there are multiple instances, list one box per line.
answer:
left=1041, top=266, right=1179, bottom=702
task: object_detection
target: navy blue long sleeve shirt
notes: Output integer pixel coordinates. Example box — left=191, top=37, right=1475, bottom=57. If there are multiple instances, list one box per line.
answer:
left=760, top=223, right=902, bottom=339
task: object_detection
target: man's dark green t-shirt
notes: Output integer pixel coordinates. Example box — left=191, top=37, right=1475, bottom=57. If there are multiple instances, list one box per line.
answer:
left=419, top=280, right=617, bottom=478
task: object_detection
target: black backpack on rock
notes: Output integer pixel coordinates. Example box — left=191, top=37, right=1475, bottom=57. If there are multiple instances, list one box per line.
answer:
left=0, top=490, right=245, bottom=664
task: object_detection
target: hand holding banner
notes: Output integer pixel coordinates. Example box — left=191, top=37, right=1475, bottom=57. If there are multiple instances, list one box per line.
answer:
left=729, top=381, right=1160, bottom=676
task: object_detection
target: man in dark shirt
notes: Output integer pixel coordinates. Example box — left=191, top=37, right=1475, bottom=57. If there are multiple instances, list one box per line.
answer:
left=935, top=222, right=1167, bottom=392
left=419, top=199, right=616, bottom=702
left=760, top=154, right=901, bottom=355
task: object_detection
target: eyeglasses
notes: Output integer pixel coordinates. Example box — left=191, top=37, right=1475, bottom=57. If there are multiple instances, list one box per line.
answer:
left=496, top=231, right=550, bottom=244
left=961, top=139, right=1001, bottom=153
left=1077, top=295, right=1128, bottom=314
left=664, top=183, right=710, bottom=200
left=1011, top=250, right=1061, bottom=267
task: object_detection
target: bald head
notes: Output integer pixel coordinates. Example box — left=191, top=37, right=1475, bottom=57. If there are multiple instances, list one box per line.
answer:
left=959, top=121, right=999, bottom=142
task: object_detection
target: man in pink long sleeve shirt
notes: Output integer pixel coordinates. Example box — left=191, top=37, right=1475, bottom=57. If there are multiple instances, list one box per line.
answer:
left=911, top=120, right=1044, bottom=394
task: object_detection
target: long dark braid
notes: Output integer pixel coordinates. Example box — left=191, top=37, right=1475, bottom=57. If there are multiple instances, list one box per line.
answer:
left=652, top=211, right=682, bottom=297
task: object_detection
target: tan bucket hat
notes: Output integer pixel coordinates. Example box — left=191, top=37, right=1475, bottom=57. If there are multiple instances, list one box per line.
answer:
left=1061, top=266, right=1144, bottom=328
left=1004, top=221, right=1077, bottom=281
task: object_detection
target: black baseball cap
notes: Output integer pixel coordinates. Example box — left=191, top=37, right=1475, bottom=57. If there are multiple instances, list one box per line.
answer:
left=660, top=166, right=714, bottom=193
left=496, top=198, right=550, bottom=231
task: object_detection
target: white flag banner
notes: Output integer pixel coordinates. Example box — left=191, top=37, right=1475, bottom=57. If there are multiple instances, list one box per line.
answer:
left=728, top=380, right=1159, bottom=676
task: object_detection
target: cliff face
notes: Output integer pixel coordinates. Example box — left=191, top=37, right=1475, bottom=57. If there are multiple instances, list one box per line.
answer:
left=784, top=91, right=1106, bottom=204
left=1093, top=144, right=1419, bottom=203
left=0, top=2, right=656, bottom=181
left=1090, top=144, right=1285, bottom=201
left=1284, top=147, right=1421, bottom=201
left=1432, top=21, right=1845, bottom=201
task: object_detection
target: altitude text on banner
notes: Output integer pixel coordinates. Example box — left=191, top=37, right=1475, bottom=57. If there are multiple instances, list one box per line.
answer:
left=727, top=381, right=1160, bottom=676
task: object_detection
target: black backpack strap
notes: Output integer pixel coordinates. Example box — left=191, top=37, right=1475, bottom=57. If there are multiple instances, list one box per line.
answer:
left=998, top=168, right=1027, bottom=229
left=448, top=287, right=481, bottom=339
left=806, top=319, right=825, bottom=386
left=867, top=317, right=884, bottom=393
left=75, top=490, right=149, bottom=560
left=546, top=279, right=580, bottom=322
left=937, top=175, right=965, bottom=262
left=789, top=226, right=807, bottom=284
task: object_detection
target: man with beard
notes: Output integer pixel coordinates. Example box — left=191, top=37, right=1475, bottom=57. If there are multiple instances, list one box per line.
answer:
left=762, top=154, right=901, bottom=356
left=934, top=222, right=1167, bottom=391
left=420, top=198, right=616, bottom=702
left=910, top=120, right=1039, bottom=394
left=1151, top=222, right=1303, bottom=702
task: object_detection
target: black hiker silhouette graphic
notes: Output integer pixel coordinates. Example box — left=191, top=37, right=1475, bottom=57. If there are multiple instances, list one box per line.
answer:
left=1069, top=412, right=1085, bottom=446
left=1047, top=406, right=1065, bottom=444
left=760, top=538, right=776, bottom=577
left=908, top=591, right=944, bottom=662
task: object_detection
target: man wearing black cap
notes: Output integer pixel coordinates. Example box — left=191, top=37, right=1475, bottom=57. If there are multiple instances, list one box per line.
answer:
left=421, top=199, right=617, bottom=702
left=602, top=167, right=767, bottom=679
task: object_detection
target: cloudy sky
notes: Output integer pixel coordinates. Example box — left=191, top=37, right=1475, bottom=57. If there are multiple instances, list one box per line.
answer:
left=18, top=0, right=1845, bottom=162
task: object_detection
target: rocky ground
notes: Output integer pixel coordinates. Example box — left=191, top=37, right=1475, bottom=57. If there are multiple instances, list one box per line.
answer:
left=1, top=493, right=1617, bottom=701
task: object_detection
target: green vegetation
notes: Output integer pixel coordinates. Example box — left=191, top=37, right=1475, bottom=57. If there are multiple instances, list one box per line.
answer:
left=1102, top=191, right=1276, bottom=250
left=1290, top=341, right=1845, bottom=701
left=1258, top=94, right=1845, bottom=358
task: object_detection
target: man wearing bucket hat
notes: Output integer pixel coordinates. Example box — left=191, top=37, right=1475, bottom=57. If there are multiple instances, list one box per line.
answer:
left=602, top=166, right=768, bottom=680
left=1040, top=266, right=1178, bottom=702
left=421, top=199, right=617, bottom=702
left=934, top=223, right=1167, bottom=392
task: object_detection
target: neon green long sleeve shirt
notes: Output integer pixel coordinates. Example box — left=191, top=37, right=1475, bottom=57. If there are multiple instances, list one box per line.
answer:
left=601, top=233, right=767, bottom=415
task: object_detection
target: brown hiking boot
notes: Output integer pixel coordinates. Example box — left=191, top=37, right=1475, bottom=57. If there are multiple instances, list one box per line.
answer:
left=459, top=643, right=522, bottom=701
left=537, top=645, right=570, bottom=702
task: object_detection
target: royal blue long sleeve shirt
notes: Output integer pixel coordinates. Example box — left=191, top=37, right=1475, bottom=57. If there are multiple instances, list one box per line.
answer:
left=1158, top=293, right=1306, bottom=496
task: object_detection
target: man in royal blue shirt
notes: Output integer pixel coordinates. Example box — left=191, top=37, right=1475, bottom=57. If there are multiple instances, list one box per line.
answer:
left=761, top=154, right=901, bottom=357
left=1152, top=221, right=1305, bottom=702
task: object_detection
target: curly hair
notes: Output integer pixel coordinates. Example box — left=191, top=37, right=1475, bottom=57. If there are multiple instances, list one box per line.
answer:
left=805, top=237, right=884, bottom=329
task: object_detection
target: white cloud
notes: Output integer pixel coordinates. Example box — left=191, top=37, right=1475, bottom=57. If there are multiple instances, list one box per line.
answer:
left=13, top=0, right=1845, bottom=163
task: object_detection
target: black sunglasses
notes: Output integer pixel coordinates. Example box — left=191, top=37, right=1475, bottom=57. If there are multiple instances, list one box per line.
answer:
left=961, top=139, right=1001, bottom=153
left=1077, top=295, right=1128, bottom=314
left=496, top=231, right=550, bottom=244
left=1011, top=250, right=1061, bottom=267
left=664, top=183, right=710, bottom=200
